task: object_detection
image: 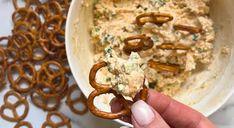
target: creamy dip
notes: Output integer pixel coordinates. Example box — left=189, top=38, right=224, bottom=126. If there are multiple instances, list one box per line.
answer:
left=91, top=0, right=215, bottom=96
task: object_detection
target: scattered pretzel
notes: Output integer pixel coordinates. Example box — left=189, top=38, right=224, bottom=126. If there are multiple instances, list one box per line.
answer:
left=156, top=43, right=190, bottom=50
left=173, top=24, right=203, bottom=34
left=0, top=90, right=29, bottom=122
left=66, top=84, right=88, bottom=115
left=136, top=12, right=173, bottom=26
left=14, top=121, right=33, bottom=128
left=30, top=88, right=61, bottom=111
left=42, top=111, right=71, bottom=128
left=0, top=48, right=7, bottom=87
left=123, top=34, right=154, bottom=54
left=7, top=62, right=36, bottom=93
left=87, top=61, right=148, bottom=119
left=148, top=59, right=180, bottom=74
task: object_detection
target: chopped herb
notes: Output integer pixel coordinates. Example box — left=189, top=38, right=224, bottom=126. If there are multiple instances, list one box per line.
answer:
left=196, top=47, right=204, bottom=53
left=151, top=35, right=159, bottom=42
left=150, top=0, right=167, bottom=7
left=136, top=4, right=142, bottom=9
left=106, top=77, right=111, bottom=82
left=192, top=34, right=199, bottom=41
left=95, top=27, right=100, bottom=32
left=149, top=81, right=157, bottom=89
left=122, top=27, right=128, bottom=32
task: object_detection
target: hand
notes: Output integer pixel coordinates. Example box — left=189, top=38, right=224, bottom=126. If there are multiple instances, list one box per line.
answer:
left=111, top=89, right=216, bottom=128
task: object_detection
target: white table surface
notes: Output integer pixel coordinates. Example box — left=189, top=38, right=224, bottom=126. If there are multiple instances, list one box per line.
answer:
left=0, top=0, right=233, bottom=128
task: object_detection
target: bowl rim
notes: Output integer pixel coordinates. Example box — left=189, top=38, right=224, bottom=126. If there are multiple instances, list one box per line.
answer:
left=65, top=0, right=234, bottom=127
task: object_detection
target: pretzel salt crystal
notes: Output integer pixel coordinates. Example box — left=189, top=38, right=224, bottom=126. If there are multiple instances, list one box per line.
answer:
left=87, top=61, right=148, bottom=119
left=136, top=12, right=173, bottom=26
left=123, top=34, right=154, bottom=54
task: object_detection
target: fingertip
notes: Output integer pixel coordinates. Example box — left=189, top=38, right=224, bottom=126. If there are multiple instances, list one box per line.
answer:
left=110, top=98, right=124, bottom=113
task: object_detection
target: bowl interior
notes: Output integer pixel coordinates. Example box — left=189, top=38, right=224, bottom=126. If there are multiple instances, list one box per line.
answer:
left=66, top=0, right=234, bottom=126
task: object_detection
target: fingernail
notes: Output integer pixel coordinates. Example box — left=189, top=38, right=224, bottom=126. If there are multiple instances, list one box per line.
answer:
left=131, top=100, right=155, bottom=126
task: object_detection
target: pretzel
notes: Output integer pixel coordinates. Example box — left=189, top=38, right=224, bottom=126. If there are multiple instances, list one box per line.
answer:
left=0, top=48, right=6, bottom=87
left=19, top=31, right=48, bottom=61
left=42, top=111, right=71, bottom=128
left=136, top=12, right=173, bottom=26
left=66, top=84, right=88, bottom=115
left=123, top=34, right=154, bottom=54
left=12, top=8, right=41, bottom=31
left=148, top=59, right=180, bottom=74
left=43, top=15, right=65, bottom=33
left=14, top=121, right=33, bottom=128
left=10, top=32, right=33, bottom=61
left=51, top=29, right=65, bottom=47
left=173, top=24, right=203, bottom=34
left=36, top=61, right=67, bottom=93
left=7, top=62, right=36, bottom=93
left=156, top=43, right=190, bottom=50
left=0, top=90, right=29, bottom=122
left=13, top=21, right=36, bottom=34
left=87, top=61, right=148, bottom=119
left=30, top=88, right=61, bottom=111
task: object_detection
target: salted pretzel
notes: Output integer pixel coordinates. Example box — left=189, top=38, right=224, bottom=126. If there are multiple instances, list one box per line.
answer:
left=30, top=88, right=61, bottom=111
left=156, top=43, right=190, bottom=50
left=36, top=61, right=67, bottom=95
left=10, top=32, right=33, bottom=61
left=5, top=47, right=19, bottom=65
left=66, top=84, right=88, bottom=115
left=42, top=111, right=71, bottom=128
left=0, top=90, right=29, bottom=122
left=148, top=59, right=180, bottom=74
left=12, top=8, right=41, bottom=31
left=14, top=121, right=33, bottom=128
left=173, top=24, right=203, bottom=34
left=7, top=62, right=36, bottom=93
left=0, top=48, right=6, bottom=87
left=87, top=61, right=148, bottom=119
left=123, top=34, right=154, bottom=54
left=136, top=12, right=173, bottom=26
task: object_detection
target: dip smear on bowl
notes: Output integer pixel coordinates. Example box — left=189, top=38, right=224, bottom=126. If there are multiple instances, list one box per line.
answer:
left=91, top=0, right=215, bottom=96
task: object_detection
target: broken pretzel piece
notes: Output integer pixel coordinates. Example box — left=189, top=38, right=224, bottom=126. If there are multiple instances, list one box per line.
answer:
left=87, top=61, right=148, bottom=119
left=123, top=34, right=153, bottom=54
left=148, top=59, right=180, bottom=74
left=156, top=43, right=190, bottom=50
left=136, top=12, right=173, bottom=26
left=173, top=24, right=203, bottom=34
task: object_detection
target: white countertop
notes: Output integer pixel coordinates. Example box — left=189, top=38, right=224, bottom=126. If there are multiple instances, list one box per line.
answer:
left=0, top=0, right=233, bottom=128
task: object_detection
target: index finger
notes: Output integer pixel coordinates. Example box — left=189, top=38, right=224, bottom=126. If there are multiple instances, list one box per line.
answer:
left=147, top=89, right=216, bottom=128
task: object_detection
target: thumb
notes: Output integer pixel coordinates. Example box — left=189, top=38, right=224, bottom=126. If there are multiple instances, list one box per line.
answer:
left=131, top=100, right=170, bottom=128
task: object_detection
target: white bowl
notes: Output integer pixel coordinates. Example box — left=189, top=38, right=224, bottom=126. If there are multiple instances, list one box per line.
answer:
left=66, top=0, right=234, bottom=127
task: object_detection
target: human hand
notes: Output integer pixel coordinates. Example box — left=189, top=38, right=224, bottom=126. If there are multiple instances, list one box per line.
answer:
left=111, top=89, right=216, bottom=128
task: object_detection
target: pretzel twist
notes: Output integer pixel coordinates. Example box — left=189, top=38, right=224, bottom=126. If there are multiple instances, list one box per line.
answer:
left=66, top=84, right=88, bottom=115
left=7, top=62, right=36, bottom=93
left=123, top=34, right=154, bottom=54
left=0, top=90, right=29, bottom=122
left=87, top=61, right=148, bottom=119
left=42, top=111, right=71, bottom=128
left=136, top=12, right=173, bottom=26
